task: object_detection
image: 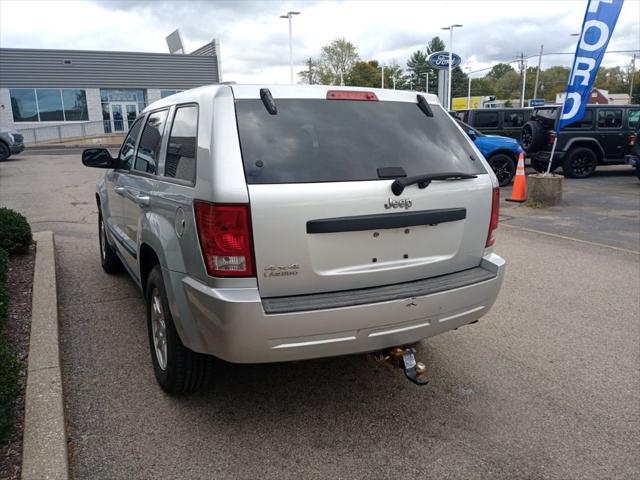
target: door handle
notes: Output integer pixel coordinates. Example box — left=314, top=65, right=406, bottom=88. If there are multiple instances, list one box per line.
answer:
left=114, top=186, right=126, bottom=196
left=134, top=194, right=151, bottom=208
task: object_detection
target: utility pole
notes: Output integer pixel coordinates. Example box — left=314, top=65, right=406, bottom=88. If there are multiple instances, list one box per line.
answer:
left=306, top=57, right=313, bottom=85
left=533, top=44, right=544, bottom=100
left=467, top=68, right=471, bottom=108
left=630, top=54, right=637, bottom=102
left=392, top=75, right=396, bottom=90
left=381, top=64, right=385, bottom=89
left=517, top=52, right=527, bottom=108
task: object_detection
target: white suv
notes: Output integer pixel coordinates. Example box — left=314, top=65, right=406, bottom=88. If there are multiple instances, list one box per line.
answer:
left=82, top=85, right=505, bottom=393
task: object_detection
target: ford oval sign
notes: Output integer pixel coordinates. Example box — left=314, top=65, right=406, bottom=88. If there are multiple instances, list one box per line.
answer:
left=427, top=51, right=461, bottom=69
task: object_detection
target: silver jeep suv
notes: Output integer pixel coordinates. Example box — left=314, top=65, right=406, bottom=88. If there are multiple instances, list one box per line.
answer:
left=82, top=85, right=505, bottom=393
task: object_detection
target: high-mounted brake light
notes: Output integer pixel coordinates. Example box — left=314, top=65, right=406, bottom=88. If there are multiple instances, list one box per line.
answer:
left=326, top=90, right=378, bottom=101
left=194, top=201, right=255, bottom=277
left=486, top=187, right=500, bottom=247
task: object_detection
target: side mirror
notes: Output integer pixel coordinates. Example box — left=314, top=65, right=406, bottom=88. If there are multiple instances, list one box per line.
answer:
left=467, top=129, right=477, bottom=141
left=82, top=148, right=116, bottom=168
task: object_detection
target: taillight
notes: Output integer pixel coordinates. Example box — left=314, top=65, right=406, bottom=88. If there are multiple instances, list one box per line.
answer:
left=193, top=201, right=255, bottom=277
left=326, top=90, right=378, bottom=101
left=628, top=134, right=636, bottom=146
left=548, top=130, right=557, bottom=146
left=486, top=187, right=500, bottom=247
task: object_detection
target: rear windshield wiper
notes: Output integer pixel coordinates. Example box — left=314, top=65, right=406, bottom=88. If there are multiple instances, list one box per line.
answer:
left=391, top=172, right=477, bottom=196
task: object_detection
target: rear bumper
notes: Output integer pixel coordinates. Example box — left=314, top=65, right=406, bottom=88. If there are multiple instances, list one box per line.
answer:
left=533, top=150, right=565, bottom=166
left=165, top=253, right=506, bottom=363
left=624, top=154, right=638, bottom=167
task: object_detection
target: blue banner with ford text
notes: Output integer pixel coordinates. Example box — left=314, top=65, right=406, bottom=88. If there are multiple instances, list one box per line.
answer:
left=557, top=0, right=624, bottom=131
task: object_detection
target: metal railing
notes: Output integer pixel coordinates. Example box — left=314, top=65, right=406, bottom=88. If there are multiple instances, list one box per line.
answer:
left=16, top=121, right=115, bottom=144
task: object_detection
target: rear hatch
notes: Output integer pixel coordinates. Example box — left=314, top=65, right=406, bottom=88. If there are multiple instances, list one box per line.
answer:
left=233, top=87, right=492, bottom=298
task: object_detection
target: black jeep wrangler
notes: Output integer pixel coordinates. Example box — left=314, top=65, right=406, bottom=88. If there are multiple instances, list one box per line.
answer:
left=521, top=104, right=640, bottom=178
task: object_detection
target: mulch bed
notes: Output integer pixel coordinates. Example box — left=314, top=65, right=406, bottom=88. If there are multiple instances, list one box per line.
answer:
left=0, top=245, right=35, bottom=480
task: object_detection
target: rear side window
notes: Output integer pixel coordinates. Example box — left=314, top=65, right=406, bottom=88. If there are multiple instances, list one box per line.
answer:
left=134, top=109, right=168, bottom=174
left=164, top=105, right=198, bottom=183
left=503, top=111, right=525, bottom=128
left=118, top=118, right=144, bottom=170
left=629, top=110, right=640, bottom=129
left=565, top=110, right=593, bottom=129
left=597, top=109, right=622, bottom=129
left=474, top=111, right=499, bottom=128
left=235, top=99, right=485, bottom=184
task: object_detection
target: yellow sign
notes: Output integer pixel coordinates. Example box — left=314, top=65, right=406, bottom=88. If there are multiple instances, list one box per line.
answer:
left=452, top=96, right=483, bottom=110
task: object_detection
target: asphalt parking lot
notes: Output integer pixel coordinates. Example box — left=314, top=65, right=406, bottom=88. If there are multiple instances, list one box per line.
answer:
left=1, top=152, right=638, bottom=480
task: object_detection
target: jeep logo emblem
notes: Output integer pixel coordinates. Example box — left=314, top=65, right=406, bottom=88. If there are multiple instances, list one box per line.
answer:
left=384, top=198, right=412, bottom=210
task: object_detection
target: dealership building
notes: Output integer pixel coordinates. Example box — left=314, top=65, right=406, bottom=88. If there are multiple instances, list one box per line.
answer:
left=0, top=40, right=220, bottom=142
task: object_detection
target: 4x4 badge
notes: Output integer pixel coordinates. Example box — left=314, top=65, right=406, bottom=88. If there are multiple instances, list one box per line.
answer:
left=384, top=198, right=412, bottom=210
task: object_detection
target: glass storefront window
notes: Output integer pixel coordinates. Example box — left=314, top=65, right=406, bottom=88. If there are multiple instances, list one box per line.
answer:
left=9, top=89, right=39, bottom=122
left=10, top=88, right=89, bottom=122
left=36, top=89, right=64, bottom=121
left=61, top=89, right=88, bottom=121
left=160, top=89, right=182, bottom=99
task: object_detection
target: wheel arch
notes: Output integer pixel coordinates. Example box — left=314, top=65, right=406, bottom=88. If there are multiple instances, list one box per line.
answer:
left=564, top=138, right=604, bottom=162
left=487, top=149, right=518, bottom=161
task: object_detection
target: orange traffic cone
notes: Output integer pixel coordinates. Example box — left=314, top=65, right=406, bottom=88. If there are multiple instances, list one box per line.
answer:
left=506, top=152, right=527, bottom=203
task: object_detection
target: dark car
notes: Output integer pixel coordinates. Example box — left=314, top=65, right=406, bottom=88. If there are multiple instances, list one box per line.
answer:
left=452, top=108, right=532, bottom=140
left=0, top=129, right=25, bottom=161
left=456, top=120, right=523, bottom=186
left=623, top=125, right=640, bottom=180
left=521, top=104, right=640, bottom=178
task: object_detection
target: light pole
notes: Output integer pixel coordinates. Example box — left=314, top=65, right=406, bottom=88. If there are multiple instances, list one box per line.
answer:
left=533, top=44, right=544, bottom=100
left=280, top=11, right=300, bottom=85
left=381, top=63, right=385, bottom=88
left=421, top=72, right=429, bottom=93
left=441, top=24, right=463, bottom=110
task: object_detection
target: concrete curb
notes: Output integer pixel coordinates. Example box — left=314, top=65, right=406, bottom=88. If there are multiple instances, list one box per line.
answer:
left=21, top=232, right=69, bottom=480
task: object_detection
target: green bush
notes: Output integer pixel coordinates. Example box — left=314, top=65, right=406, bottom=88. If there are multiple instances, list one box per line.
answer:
left=0, top=208, right=32, bottom=254
left=0, top=340, right=20, bottom=444
left=0, top=248, right=7, bottom=285
left=0, top=285, right=7, bottom=331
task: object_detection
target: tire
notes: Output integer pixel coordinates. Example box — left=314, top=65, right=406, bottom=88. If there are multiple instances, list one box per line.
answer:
left=146, top=265, right=214, bottom=394
left=487, top=153, right=516, bottom=187
left=98, top=213, right=123, bottom=273
left=520, top=121, right=545, bottom=153
left=562, top=147, right=598, bottom=178
left=0, top=142, right=10, bottom=161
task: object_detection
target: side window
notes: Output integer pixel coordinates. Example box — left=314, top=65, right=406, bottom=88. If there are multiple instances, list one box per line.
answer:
left=134, top=109, right=169, bottom=174
left=566, top=110, right=593, bottom=129
left=503, top=110, right=525, bottom=128
left=164, top=105, right=198, bottom=183
left=628, top=110, right=640, bottom=129
left=475, top=111, right=499, bottom=128
left=597, top=109, right=622, bottom=129
left=118, top=118, right=144, bottom=170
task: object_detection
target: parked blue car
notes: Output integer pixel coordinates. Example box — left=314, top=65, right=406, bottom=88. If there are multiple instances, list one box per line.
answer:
left=456, top=120, right=523, bottom=186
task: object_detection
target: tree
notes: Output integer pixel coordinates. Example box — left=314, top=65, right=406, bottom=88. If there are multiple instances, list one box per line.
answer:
left=320, top=38, right=359, bottom=85
left=347, top=60, right=380, bottom=88
left=495, top=70, right=521, bottom=100
left=406, top=50, right=429, bottom=91
left=427, top=36, right=446, bottom=55
left=451, top=66, right=469, bottom=99
left=470, top=77, right=496, bottom=97
left=487, top=63, right=515, bottom=81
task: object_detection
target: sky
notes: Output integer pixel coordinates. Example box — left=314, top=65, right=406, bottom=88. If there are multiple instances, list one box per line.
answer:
left=0, top=0, right=638, bottom=83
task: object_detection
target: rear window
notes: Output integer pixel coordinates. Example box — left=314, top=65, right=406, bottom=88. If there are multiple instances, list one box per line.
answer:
left=235, top=99, right=485, bottom=184
left=474, top=111, right=499, bottom=128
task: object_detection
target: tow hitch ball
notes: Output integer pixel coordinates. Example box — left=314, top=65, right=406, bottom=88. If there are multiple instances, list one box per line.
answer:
left=368, top=346, right=429, bottom=386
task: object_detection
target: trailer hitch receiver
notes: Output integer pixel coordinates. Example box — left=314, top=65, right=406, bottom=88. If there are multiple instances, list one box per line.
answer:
left=369, top=346, right=429, bottom=385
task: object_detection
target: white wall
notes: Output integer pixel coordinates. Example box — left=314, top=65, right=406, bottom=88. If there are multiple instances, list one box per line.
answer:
left=0, top=88, right=15, bottom=129
left=147, top=89, right=161, bottom=105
